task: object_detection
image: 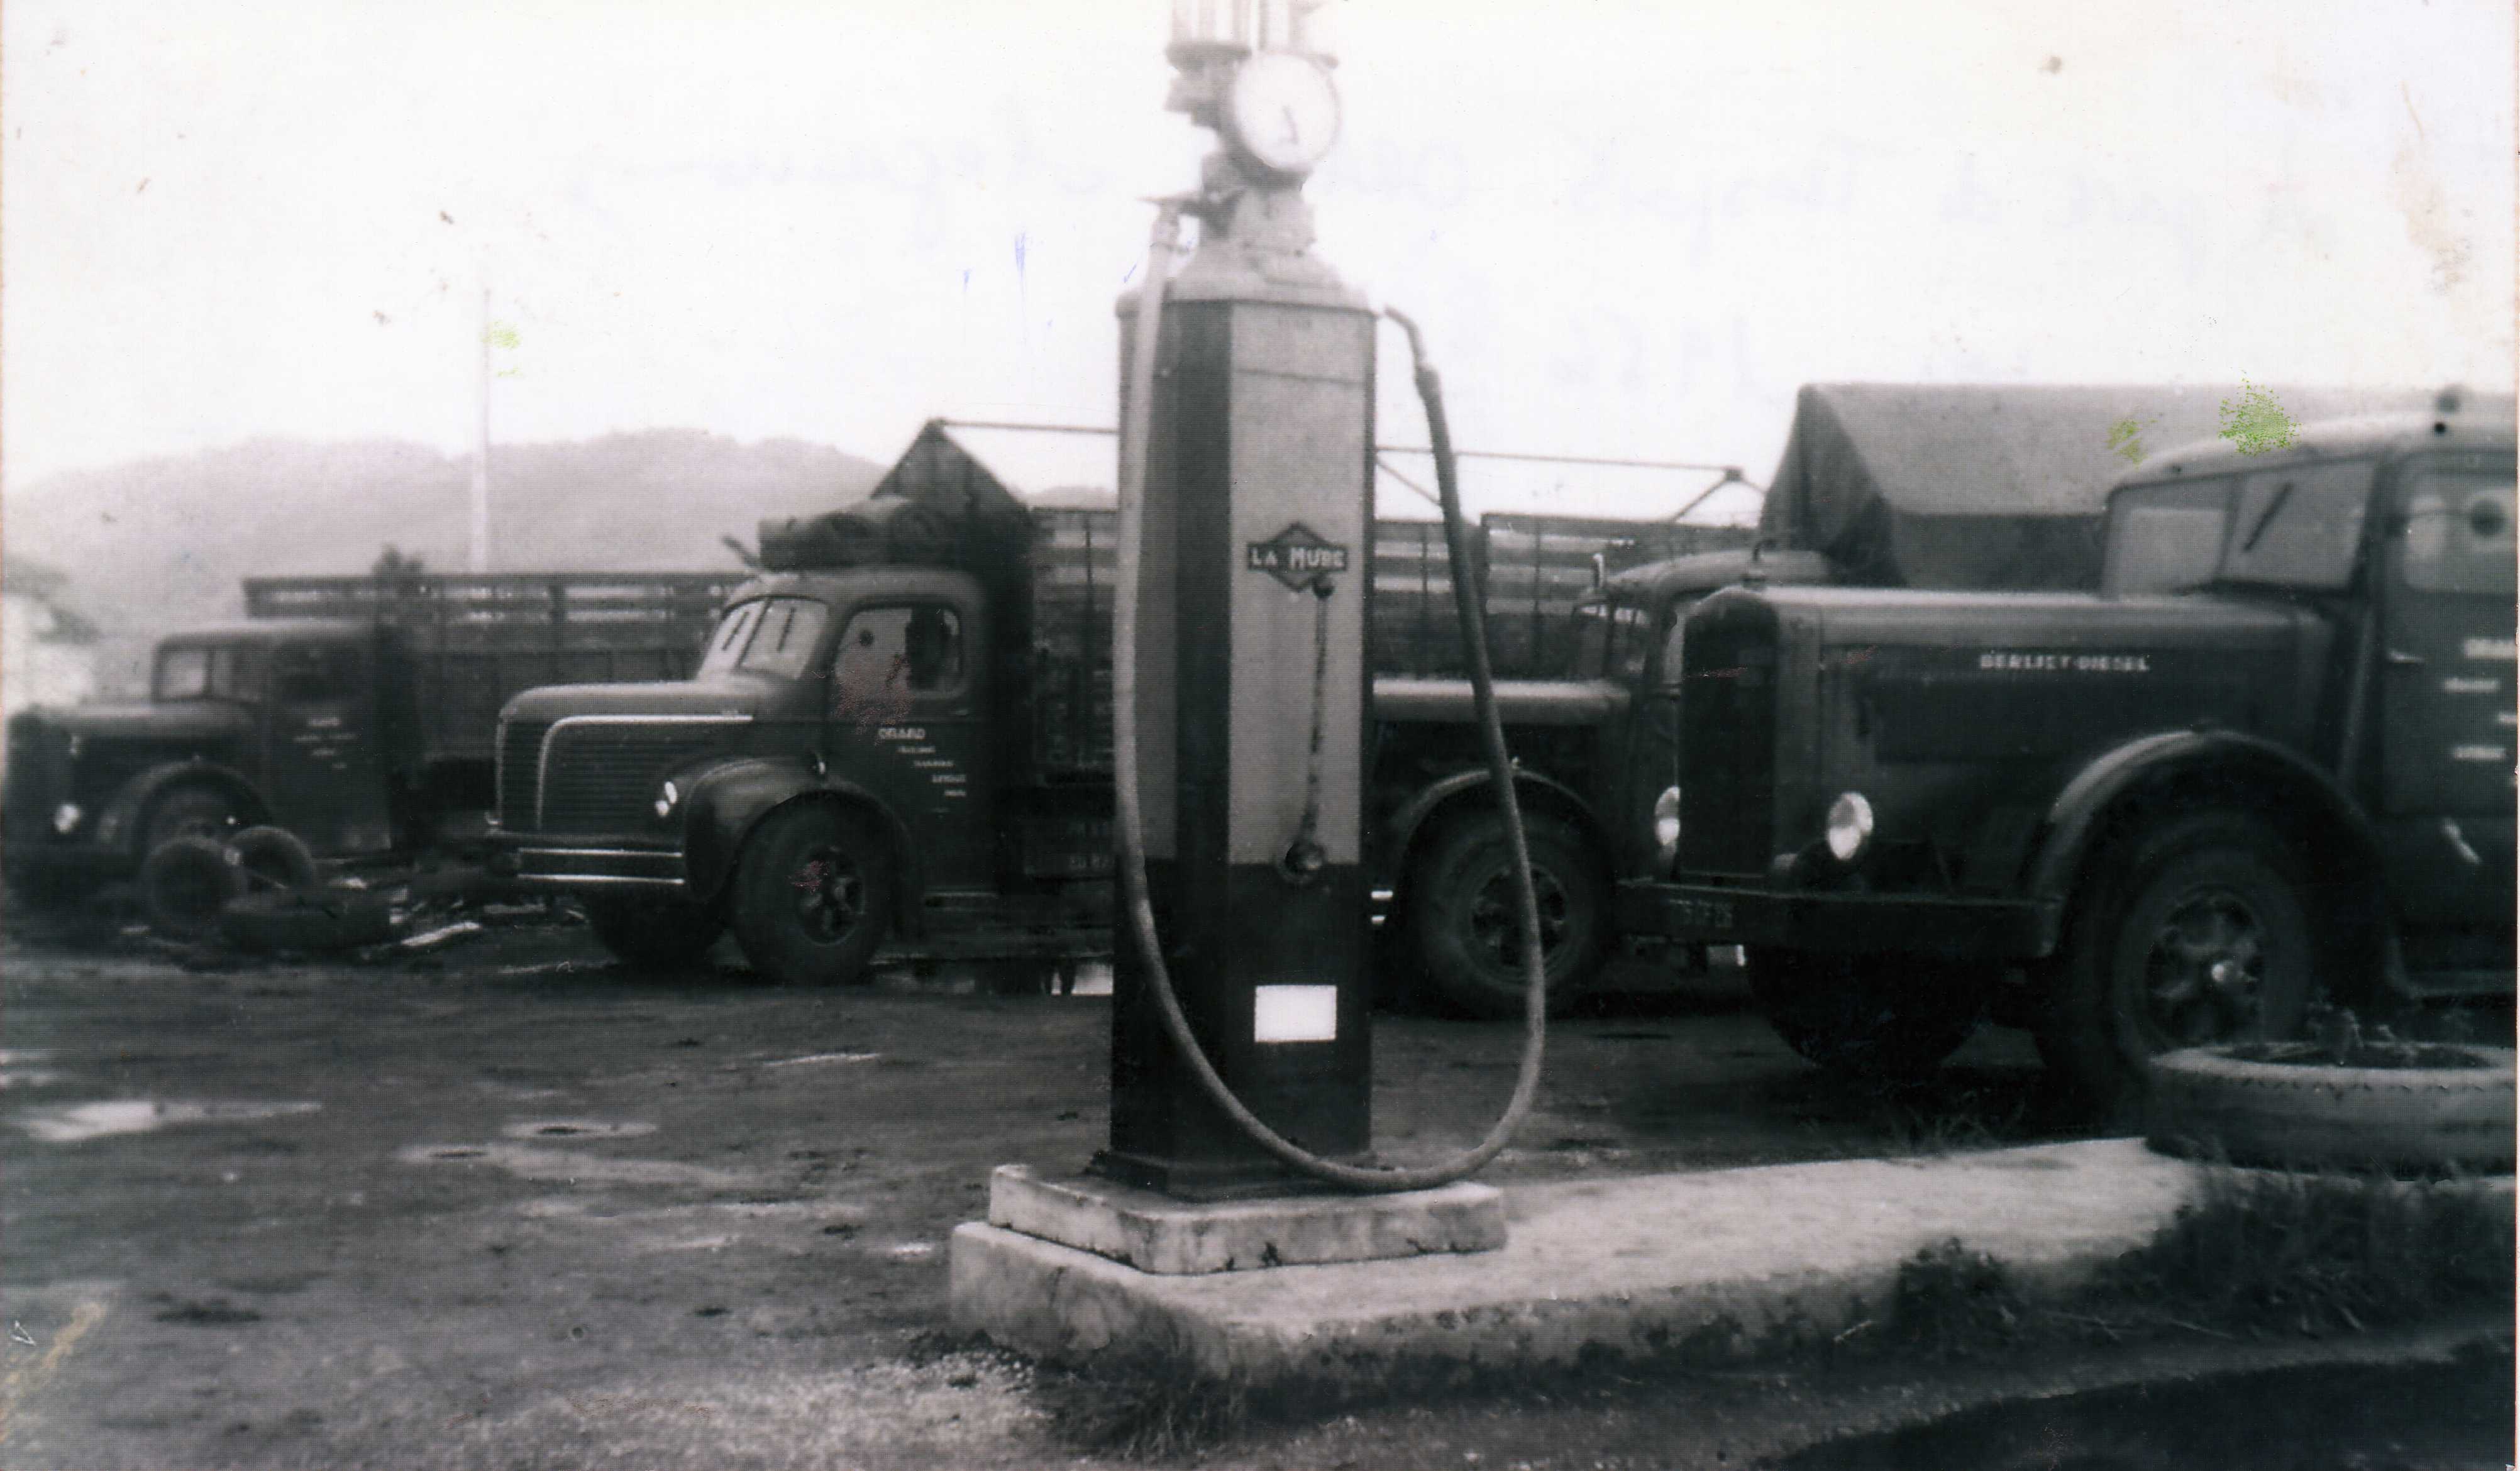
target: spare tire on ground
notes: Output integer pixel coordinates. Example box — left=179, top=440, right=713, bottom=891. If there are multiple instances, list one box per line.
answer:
left=2146, top=1044, right=2516, bottom=1176
left=219, top=890, right=397, bottom=955
left=141, top=836, right=245, bottom=939
left=224, top=825, right=320, bottom=894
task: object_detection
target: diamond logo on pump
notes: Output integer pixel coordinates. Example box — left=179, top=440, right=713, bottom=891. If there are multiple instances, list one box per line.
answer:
left=1246, top=522, right=1350, bottom=592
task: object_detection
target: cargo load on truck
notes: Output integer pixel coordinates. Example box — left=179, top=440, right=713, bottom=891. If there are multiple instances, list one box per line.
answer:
left=1757, top=383, right=2460, bottom=592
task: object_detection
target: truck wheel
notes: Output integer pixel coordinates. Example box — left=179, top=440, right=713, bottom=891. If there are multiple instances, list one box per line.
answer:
left=1745, top=949, right=1984, bottom=1077
left=2037, top=811, right=2324, bottom=1119
left=1406, top=809, right=1608, bottom=1020
left=143, top=784, right=248, bottom=852
left=584, top=894, right=726, bottom=973
left=729, top=804, right=894, bottom=986
left=224, top=826, right=319, bottom=894
left=140, top=835, right=245, bottom=939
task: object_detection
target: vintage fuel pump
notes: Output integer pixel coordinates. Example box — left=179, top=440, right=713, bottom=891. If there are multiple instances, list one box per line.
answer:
left=1100, top=0, right=1547, bottom=1198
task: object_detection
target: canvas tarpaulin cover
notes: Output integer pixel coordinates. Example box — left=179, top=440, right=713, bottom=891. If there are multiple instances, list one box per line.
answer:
left=1759, top=383, right=2453, bottom=591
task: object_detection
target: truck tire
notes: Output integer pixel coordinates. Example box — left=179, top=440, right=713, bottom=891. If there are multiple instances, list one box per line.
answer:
left=1405, top=809, right=1608, bottom=1020
left=2037, top=810, right=2326, bottom=1120
left=1745, top=949, right=1984, bottom=1077
left=224, top=826, right=319, bottom=894
left=2145, top=1045, right=2515, bottom=1174
left=143, top=783, right=248, bottom=852
left=140, top=835, right=244, bottom=939
left=219, top=890, right=395, bottom=954
left=584, top=894, right=726, bottom=973
left=729, top=803, right=894, bottom=986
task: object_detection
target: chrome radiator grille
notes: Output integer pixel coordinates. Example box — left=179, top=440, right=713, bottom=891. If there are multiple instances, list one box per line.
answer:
left=529, top=720, right=741, bottom=835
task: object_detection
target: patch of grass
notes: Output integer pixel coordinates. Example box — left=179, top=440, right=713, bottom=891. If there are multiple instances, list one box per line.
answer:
left=1029, top=1347, right=1251, bottom=1460
left=1889, top=1239, right=2025, bottom=1360
left=2086, top=1167, right=2514, bottom=1337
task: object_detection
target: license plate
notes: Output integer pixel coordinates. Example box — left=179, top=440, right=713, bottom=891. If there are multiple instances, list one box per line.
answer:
left=1666, top=895, right=1735, bottom=932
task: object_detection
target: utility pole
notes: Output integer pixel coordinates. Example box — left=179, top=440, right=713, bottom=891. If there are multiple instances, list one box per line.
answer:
left=470, top=279, right=492, bottom=574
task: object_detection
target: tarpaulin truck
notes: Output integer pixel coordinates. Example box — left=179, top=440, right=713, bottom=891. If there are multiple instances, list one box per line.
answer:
left=2, top=573, right=742, bottom=928
left=1620, top=392, right=2516, bottom=1111
left=1456, top=383, right=2305, bottom=1010
left=487, top=421, right=1752, bottom=1001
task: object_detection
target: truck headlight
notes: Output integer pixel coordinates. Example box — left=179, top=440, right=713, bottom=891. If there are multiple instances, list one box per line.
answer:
left=1653, top=786, right=1682, bottom=863
left=1824, top=791, right=1874, bottom=864
left=51, top=802, right=82, bottom=835
left=653, top=780, right=681, bottom=821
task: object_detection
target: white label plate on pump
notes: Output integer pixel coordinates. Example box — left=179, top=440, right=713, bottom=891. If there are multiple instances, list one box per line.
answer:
left=1252, top=984, right=1340, bottom=1044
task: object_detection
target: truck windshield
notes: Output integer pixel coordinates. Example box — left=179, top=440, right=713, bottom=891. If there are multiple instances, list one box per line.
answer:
left=699, top=597, right=831, bottom=680
left=2104, top=461, right=2374, bottom=595
left=154, top=644, right=265, bottom=702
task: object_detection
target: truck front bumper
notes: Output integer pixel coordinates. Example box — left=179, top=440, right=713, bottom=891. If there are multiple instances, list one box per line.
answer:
left=1616, top=878, right=2062, bottom=962
left=489, top=836, right=688, bottom=891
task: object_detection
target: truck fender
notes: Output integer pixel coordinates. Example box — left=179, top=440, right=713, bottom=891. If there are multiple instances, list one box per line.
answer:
left=678, top=757, right=924, bottom=932
left=1382, top=766, right=1601, bottom=897
left=94, top=760, right=268, bottom=858
left=2024, top=729, right=2385, bottom=915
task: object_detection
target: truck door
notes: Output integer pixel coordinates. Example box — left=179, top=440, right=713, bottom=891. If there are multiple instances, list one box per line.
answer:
left=262, top=639, right=394, bottom=853
left=2375, top=461, right=2517, bottom=928
left=826, top=600, right=992, bottom=888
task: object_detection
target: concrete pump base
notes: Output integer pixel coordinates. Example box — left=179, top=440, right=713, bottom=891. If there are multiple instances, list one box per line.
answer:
left=983, top=1164, right=1506, bottom=1275
left=950, top=1138, right=2242, bottom=1388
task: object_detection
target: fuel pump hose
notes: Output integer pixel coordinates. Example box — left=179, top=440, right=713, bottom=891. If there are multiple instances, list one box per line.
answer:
left=1112, top=204, right=1547, bottom=1193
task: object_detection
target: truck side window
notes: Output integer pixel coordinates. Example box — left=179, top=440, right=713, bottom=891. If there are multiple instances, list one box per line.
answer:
left=2400, top=471, right=2516, bottom=596
left=831, top=605, right=961, bottom=726
left=209, top=647, right=252, bottom=700
left=156, top=647, right=211, bottom=700
left=1573, top=604, right=1613, bottom=678
left=271, top=646, right=355, bottom=701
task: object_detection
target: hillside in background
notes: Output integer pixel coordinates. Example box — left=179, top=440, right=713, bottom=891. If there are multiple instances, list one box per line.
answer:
left=3, top=430, right=885, bottom=637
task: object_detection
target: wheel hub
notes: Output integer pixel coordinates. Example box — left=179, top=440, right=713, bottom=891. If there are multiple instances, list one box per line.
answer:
left=1467, top=864, right=1566, bottom=969
left=789, top=845, right=865, bottom=944
left=2143, top=888, right=2266, bottom=1044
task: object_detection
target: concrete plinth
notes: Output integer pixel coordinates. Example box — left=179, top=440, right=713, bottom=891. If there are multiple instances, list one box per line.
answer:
left=985, top=1165, right=1505, bottom=1275
left=948, top=1139, right=2230, bottom=1389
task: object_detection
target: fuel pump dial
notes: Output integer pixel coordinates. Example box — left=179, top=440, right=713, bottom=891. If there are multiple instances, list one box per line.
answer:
left=1224, top=51, right=1340, bottom=177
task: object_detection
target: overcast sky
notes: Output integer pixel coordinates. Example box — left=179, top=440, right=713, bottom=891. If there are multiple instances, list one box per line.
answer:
left=4, top=0, right=2511, bottom=522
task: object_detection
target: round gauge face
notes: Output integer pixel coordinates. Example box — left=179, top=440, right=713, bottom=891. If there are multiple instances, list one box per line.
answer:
left=1225, top=52, right=1341, bottom=177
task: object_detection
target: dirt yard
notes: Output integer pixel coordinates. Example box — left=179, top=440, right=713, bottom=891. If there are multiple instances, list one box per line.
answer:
left=1, top=914, right=2503, bottom=1468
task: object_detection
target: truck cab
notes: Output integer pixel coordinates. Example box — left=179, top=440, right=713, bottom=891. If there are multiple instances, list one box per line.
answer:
left=4, top=620, right=396, bottom=899
left=1619, top=397, right=2517, bottom=1110
left=489, top=431, right=1110, bottom=986
left=495, top=565, right=1007, bottom=943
